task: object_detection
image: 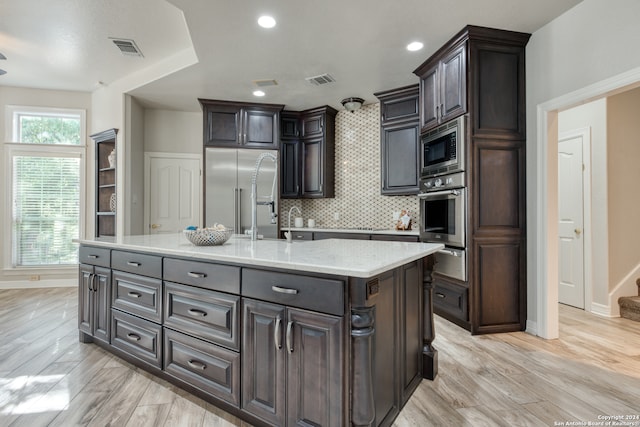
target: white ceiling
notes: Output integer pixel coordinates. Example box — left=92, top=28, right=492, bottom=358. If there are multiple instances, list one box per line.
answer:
left=0, top=0, right=582, bottom=112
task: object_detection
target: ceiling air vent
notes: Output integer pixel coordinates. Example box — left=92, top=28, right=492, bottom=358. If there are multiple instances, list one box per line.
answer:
left=110, top=38, right=144, bottom=57
left=305, top=73, right=336, bottom=86
left=253, top=79, right=278, bottom=87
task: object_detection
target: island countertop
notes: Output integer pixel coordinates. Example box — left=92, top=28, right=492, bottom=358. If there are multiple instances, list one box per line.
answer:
left=79, top=233, right=443, bottom=278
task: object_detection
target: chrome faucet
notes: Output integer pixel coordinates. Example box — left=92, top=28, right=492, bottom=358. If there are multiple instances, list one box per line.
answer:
left=284, top=206, right=302, bottom=243
left=250, top=152, right=278, bottom=241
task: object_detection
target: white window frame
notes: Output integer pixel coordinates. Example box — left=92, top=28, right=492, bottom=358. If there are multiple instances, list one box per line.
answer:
left=3, top=106, right=86, bottom=273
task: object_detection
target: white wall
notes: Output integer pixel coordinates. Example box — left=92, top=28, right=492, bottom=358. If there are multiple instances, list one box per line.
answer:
left=558, top=99, right=608, bottom=307
left=143, top=109, right=201, bottom=154
left=527, top=0, right=640, bottom=335
left=0, top=86, right=92, bottom=287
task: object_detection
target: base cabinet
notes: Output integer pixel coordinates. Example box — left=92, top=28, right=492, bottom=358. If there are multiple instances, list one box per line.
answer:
left=242, top=299, right=344, bottom=427
left=79, top=263, right=111, bottom=343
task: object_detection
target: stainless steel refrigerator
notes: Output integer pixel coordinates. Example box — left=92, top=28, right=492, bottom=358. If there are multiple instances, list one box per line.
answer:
left=205, top=148, right=278, bottom=238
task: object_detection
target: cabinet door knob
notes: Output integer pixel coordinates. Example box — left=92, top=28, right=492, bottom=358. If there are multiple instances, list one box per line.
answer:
left=126, top=333, right=141, bottom=342
left=272, top=285, right=298, bottom=295
left=151, top=224, right=161, bottom=229
left=574, top=228, right=582, bottom=236
left=187, top=359, right=207, bottom=370
left=188, top=308, right=208, bottom=317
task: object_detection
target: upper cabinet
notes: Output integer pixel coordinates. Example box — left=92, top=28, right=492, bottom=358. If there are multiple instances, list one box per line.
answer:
left=375, top=84, right=420, bottom=195
left=414, top=41, right=467, bottom=132
left=199, top=99, right=284, bottom=149
left=91, top=128, right=118, bottom=238
left=280, top=106, right=337, bottom=199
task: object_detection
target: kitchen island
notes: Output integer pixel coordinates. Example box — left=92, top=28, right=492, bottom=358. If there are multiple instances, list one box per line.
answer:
left=78, top=234, right=443, bottom=427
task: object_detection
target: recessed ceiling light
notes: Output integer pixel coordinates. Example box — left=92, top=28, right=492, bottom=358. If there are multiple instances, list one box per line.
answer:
left=406, top=41, right=424, bottom=52
left=258, top=15, right=276, bottom=29
left=253, top=90, right=266, bottom=97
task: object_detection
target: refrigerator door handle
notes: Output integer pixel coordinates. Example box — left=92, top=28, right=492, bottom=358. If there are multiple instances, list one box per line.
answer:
left=236, top=188, right=242, bottom=233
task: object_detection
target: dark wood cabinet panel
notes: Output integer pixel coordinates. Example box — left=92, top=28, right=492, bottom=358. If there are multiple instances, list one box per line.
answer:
left=280, top=106, right=336, bottom=199
left=111, top=309, right=162, bottom=368
left=287, top=308, right=343, bottom=427
left=163, top=258, right=240, bottom=294
left=313, top=231, right=370, bottom=241
left=111, top=250, right=162, bottom=279
left=375, top=85, right=420, bottom=195
left=370, top=234, right=420, bottom=242
left=281, top=112, right=300, bottom=138
left=199, top=99, right=284, bottom=149
left=474, top=142, right=524, bottom=232
left=112, top=270, right=163, bottom=323
left=164, top=328, right=240, bottom=407
left=164, top=281, right=240, bottom=351
left=473, top=44, right=526, bottom=138
left=242, top=299, right=286, bottom=426
left=381, top=123, right=420, bottom=194
left=472, top=241, right=524, bottom=334
left=415, top=43, right=466, bottom=132
left=400, top=262, right=422, bottom=405
left=432, top=276, right=469, bottom=325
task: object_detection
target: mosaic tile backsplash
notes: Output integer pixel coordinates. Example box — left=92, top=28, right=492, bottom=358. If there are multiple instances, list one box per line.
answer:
left=280, top=103, right=419, bottom=230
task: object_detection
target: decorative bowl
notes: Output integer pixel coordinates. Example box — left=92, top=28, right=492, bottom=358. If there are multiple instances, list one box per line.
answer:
left=183, top=227, right=233, bottom=246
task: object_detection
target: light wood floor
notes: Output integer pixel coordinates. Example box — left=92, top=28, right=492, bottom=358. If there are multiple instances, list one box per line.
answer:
left=1, top=288, right=639, bottom=426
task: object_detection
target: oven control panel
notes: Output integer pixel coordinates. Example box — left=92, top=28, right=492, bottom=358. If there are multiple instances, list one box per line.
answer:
left=421, top=171, right=465, bottom=191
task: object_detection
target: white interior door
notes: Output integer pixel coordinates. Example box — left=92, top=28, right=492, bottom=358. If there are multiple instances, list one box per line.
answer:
left=558, top=135, right=585, bottom=308
left=146, top=153, right=201, bottom=234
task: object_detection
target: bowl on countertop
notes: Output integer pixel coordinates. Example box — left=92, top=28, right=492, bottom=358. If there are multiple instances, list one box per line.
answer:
left=183, top=227, right=233, bottom=246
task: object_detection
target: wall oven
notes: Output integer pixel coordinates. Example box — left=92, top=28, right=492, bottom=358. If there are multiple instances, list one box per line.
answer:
left=418, top=171, right=467, bottom=281
left=418, top=172, right=466, bottom=248
left=421, top=115, right=466, bottom=177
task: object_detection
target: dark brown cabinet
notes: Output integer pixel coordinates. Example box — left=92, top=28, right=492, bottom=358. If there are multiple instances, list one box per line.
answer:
left=375, top=85, right=420, bottom=195
left=280, top=106, right=337, bottom=198
left=242, top=298, right=343, bottom=427
left=199, top=99, right=284, bottom=149
left=416, top=43, right=466, bottom=132
left=91, top=128, right=118, bottom=238
left=414, top=25, right=530, bottom=334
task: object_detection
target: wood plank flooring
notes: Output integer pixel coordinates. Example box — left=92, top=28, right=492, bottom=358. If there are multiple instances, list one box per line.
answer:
left=1, top=288, right=639, bottom=426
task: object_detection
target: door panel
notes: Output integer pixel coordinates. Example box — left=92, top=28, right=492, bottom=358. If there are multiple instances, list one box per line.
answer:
left=149, top=155, right=201, bottom=233
left=558, top=135, right=585, bottom=309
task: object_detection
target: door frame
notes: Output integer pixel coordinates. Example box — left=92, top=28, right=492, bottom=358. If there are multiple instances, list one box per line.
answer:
left=557, top=127, right=592, bottom=312
left=144, top=151, right=202, bottom=234
left=536, top=66, right=640, bottom=339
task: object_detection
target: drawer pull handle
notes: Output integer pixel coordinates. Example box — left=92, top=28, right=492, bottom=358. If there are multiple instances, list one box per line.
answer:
left=286, top=321, right=294, bottom=354
left=187, top=272, right=207, bottom=279
left=188, top=308, right=207, bottom=317
left=436, top=292, right=446, bottom=299
left=272, top=285, right=298, bottom=295
left=187, top=359, right=207, bottom=370
left=126, top=333, right=141, bottom=342
left=128, top=291, right=142, bottom=298
left=88, top=255, right=99, bottom=259
left=274, top=316, right=282, bottom=350
left=127, top=261, right=141, bottom=267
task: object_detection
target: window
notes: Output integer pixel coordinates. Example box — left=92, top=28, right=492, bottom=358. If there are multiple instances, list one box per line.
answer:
left=5, top=106, right=85, bottom=268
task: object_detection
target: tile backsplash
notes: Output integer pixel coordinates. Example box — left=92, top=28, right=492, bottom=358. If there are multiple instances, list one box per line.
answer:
left=280, top=102, right=419, bottom=230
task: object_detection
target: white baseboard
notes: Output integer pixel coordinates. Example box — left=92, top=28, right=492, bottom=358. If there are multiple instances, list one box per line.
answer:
left=0, top=279, right=77, bottom=289
left=590, top=302, right=614, bottom=318
left=525, top=319, right=538, bottom=336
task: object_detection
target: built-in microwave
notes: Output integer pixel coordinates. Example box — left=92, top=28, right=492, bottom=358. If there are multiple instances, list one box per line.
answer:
left=421, top=115, right=466, bottom=177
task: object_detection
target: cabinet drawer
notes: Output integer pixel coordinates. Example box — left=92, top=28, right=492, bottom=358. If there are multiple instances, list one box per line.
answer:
left=112, top=250, right=162, bottom=279
left=111, top=309, right=162, bottom=368
left=79, top=246, right=110, bottom=268
left=164, top=258, right=240, bottom=294
left=433, top=279, right=468, bottom=321
left=370, top=234, right=420, bottom=242
left=280, top=230, right=313, bottom=241
left=313, top=231, right=370, bottom=240
left=242, top=269, right=344, bottom=316
left=164, top=328, right=240, bottom=407
left=112, top=271, right=162, bottom=323
left=164, top=282, right=240, bottom=351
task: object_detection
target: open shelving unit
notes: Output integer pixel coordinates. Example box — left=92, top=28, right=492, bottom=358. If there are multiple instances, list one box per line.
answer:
left=90, top=128, right=118, bottom=238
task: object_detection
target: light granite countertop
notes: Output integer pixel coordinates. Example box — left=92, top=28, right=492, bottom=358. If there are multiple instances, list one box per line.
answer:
left=80, top=233, right=442, bottom=278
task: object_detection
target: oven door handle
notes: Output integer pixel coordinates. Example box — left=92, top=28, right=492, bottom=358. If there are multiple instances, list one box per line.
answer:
left=437, top=249, right=462, bottom=257
left=418, top=189, right=461, bottom=198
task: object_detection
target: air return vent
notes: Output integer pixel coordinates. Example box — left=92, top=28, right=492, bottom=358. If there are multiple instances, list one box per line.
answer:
left=305, top=73, right=336, bottom=86
left=110, top=38, right=144, bottom=57
left=253, top=79, right=278, bottom=87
